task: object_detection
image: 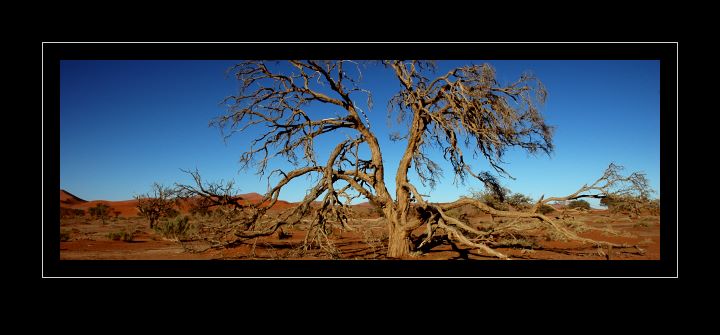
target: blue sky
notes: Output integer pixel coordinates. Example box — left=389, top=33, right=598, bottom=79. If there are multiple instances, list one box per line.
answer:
left=59, top=60, right=660, bottom=207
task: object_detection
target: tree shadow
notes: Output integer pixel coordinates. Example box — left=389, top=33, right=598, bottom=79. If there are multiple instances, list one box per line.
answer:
left=449, top=241, right=470, bottom=260
left=413, top=234, right=447, bottom=253
left=412, top=235, right=473, bottom=260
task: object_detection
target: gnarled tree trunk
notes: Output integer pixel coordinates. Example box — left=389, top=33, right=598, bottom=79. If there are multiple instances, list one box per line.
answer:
left=387, top=223, right=412, bottom=258
left=383, top=210, right=412, bottom=258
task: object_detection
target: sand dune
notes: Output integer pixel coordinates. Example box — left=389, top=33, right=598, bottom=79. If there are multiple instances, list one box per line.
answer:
left=60, top=190, right=299, bottom=217
left=60, top=189, right=87, bottom=205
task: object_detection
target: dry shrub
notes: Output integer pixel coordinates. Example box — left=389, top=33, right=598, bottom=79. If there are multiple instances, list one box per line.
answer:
left=107, top=229, right=135, bottom=242
left=493, top=237, right=540, bottom=249
left=361, top=228, right=388, bottom=257
left=538, top=204, right=556, bottom=215
left=89, top=204, right=111, bottom=224
left=568, top=200, right=591, bottom=210
left=60, top=229, right=72, bottom=242
left=154, top=215, right=195, bottom=241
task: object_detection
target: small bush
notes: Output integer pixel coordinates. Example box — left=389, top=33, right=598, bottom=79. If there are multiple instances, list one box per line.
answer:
left=107, top=230, right=134, bottom=242
left=155, top=215, right=193, bottom=240
left=89, top=204, right=111, bottom=224
left=561, top=220, right=588, bottom=233
left=361, top=228, right=388, bottom=256
left=593, top=218, right=611, bottom=226
left=538, top=204, right=556, bottom=215
left=506, top=193, right=533, bottom=210
left=544, top=229, right=568, bottom=241
left=190, top=206, right=212, bottom=217
left=470, top=189, right=534, bottom=212
left=494, top=237, right=539, bottom=249
left=568, top=200, right=591, bottom=211
left=165, top=208, right=180, bottom=218
left=60, top=230, right=71, bottom=242
left=634, top=219, right=652, bottom=228
left=478, top=192, right=509, bottom=211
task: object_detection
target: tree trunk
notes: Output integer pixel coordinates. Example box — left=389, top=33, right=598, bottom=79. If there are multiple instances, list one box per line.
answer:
left=387, top=224, right=412, bottom=258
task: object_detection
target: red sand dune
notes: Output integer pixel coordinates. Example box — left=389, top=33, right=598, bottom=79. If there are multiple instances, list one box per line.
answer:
left=236, top=192, right=293, bottom=209
left=353, top=202, right=374, bottom=208
left=60, top=189, right=87, bottom=205
left=239, top=192, right=264, bottom=201
left=60, top=190, right=297, bottom=217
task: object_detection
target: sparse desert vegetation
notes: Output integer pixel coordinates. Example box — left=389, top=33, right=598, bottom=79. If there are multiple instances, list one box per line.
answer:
left=154, top=215, right=195, bottom=241
left=59, top=189, right=660, bottom=260
left=89, top=203, right=111, bottom=224
left=107, top=229, right=135, bottom=242
left=568, top=200, right=591, bottom=211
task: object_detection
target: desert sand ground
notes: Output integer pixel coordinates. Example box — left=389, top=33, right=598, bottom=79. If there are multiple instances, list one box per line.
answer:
left=59, top=189, right=660, bottom=260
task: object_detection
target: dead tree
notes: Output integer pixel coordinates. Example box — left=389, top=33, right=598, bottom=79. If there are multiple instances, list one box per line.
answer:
left=89, top=203, right=111, bottom=225
left=175, top=169, right=273, bottom=230
left=135, top=183, right=178, bottom=229
left=182, top=60, right=652, bottom=259
left=600, top=185, right=658, bottom=217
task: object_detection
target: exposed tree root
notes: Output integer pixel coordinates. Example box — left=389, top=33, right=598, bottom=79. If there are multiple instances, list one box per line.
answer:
left=438, top=222, right=509, bottom=259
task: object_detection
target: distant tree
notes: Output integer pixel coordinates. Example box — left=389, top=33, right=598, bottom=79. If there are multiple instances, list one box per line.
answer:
left=470, top=185, right=511, bottom=211
left=470, top=187, right=533, bottom=211
left=568, top=199, right=591, bottom=210
left=175, top=171, right=250, bottom=227
left=601, top=194, right=658, bottom=217
left=136, top=183, right=178, bottom=229
left=506, top=193, right=533, bottom=210
left=89, top=203, right=111, bottom=224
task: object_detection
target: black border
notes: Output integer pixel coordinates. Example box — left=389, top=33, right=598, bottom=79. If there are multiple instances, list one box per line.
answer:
left=43, top=42, right=669, bottom=60
left=43, top=42, right=677, bottom=277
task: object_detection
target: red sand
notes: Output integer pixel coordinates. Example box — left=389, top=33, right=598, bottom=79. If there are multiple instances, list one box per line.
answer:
left=59, top=189, right=660, bottom=261
left=60, top=189, right=87, bottom=205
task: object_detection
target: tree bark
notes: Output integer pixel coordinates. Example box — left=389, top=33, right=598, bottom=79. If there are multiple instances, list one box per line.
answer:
left=387, top=223, right=412, bottom=258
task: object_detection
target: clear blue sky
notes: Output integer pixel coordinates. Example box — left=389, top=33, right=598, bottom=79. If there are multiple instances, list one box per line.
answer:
left=59, top=60, right=660, bottom=207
